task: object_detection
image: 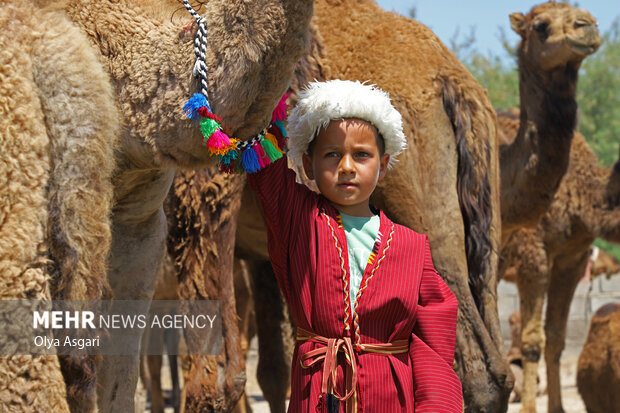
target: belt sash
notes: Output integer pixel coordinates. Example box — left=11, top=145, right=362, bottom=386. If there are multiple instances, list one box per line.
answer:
left=296, top=327, right=409, bottom=413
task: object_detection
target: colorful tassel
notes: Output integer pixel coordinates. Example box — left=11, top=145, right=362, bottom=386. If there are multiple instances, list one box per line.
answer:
left=183, top=93, right=210, bottom=120
left=197, top=107, right=223, bottom=121
left=200, top=118, right=220, bottom=143
left=261, top=138, right=283, bottom=162
left=253, top=143, right=270, bottom=168
left=241, top=146, right=261, bottom=173
left=273, top=120, right=287, bottom=137
left=271, top=93, right=291, bottom=123
left=205, top=129, right=232, bottom=152
left=183, top=89, right=290, bottom=173
left=218, top=147, right=239, bottom=165
left=263, top=133, right=283, bottom=154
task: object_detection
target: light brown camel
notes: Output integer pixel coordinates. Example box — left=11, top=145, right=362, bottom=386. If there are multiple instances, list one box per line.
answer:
left=499, top=114, right=620, bottom=413
left=59, top=0, right=314, bottom=411
left=1, top=1, right=118, bottom=412
left=576, top=302, right=620, bottom=413
left=233, top=0, right=514, bottom=410
left=499, top=2, right=601, bottom=239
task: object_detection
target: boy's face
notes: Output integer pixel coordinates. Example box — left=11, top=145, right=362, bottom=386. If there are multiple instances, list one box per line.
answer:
left=302, top=119, right=390, bottom=217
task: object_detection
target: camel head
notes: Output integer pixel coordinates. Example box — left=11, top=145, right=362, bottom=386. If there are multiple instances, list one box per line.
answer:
left=510, top=2, right=601, bottom=72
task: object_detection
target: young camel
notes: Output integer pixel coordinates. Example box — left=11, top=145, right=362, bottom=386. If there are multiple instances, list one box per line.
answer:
left=59, top=0, right=314, bottom=411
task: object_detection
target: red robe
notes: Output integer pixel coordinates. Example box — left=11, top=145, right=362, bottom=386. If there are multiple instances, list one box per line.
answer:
left=248, top=156, right=463, bottom=412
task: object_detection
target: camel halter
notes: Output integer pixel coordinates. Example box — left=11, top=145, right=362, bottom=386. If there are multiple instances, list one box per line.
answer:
left=181, top=0, right=289, bottom=173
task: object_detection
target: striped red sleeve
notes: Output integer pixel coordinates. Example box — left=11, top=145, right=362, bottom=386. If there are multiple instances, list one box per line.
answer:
left=246, top=155, right=310, bottom=269
left=411, top=235, right=463, bottom=412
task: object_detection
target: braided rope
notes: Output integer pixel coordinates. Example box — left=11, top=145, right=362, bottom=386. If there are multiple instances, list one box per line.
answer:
left=353, top=223, right=395, bottom=349
left=323, top=210, right=352, bottom=332
left=183, top=0, right=210, bottom=100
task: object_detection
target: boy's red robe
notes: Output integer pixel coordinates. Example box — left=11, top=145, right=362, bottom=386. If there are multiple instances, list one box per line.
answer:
left=248, top=156, right=463, bottom=412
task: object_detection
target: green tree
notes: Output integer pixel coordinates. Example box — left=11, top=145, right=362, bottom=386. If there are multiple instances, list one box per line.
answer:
left=576, top=19, right=620, bottom=168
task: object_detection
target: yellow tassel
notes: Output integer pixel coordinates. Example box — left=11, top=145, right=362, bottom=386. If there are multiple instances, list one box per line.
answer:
left=264, top=133, right=284, bottom=154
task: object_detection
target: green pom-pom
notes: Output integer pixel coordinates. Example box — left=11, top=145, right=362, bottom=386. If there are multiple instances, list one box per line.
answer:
left=261, top=138, right=283, bottom=162
left=200, top=118, right=221, bottom=142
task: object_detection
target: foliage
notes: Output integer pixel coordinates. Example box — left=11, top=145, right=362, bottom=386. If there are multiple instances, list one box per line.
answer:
left=575, top=19, right=620, bottom=168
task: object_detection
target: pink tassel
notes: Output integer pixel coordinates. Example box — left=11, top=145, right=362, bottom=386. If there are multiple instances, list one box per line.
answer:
left=271, top=93, right=291, bottom=123
left=206, top=129, right=232, bottom=150
left=252, top=143, right=270, bottom=168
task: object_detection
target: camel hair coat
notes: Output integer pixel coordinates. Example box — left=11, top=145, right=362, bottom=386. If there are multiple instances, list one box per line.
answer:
left=247, top=155, right=463, bottom=412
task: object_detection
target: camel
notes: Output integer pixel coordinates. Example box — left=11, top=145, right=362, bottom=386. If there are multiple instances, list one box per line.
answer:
left=499, top=112, right=620, bottom=413
left=19, top=0, right=312, bottom=411
left=499, top=2, right=601, bottom=239
left=1, top=1, right=118, bottom=412
left=576, top=302, right=620, bottom=413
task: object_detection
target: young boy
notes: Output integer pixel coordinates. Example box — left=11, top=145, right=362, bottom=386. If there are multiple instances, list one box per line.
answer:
left=248, top=80, right=462, bottom=412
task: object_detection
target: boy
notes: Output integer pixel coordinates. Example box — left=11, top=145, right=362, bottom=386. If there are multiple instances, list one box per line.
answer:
left=248, top=80, right=462, bottom=412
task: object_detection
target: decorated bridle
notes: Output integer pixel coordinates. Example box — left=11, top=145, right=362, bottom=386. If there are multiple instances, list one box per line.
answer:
left=181, top=0, right=289, bottom=173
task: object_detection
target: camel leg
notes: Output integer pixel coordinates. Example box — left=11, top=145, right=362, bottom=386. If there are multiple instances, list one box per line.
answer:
left=97, top=206, right=169, bottom=412
left=544, top=253, right=589, bottom=413
left=165, top=327, right=181, bottom=413
left=512, top=236, right=549, bottom=413
left=171, top=169, right=246, bottom=411
left=148, top=354, right=164, bottom=413
left=249, top=259, right=293, bottom=413
left=233, top=258, right=256, bottom=413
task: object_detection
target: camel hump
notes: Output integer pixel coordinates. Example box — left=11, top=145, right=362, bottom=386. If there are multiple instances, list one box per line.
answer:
left=593, top=302, right=620, bottom=319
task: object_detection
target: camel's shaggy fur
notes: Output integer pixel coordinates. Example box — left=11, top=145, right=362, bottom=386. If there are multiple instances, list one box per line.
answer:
left=0, top=0, right=118, bottom=411
left=166, top=167, right=247, bottom=411
left=55, top=0, right=314, bottom=411
left=577, top=302, right=620, bottom=413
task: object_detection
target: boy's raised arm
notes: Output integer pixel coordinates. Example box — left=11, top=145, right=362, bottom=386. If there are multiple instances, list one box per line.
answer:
left=246, top=155, right=312, bottom=270
left=410, top=235, right=463, bottom=412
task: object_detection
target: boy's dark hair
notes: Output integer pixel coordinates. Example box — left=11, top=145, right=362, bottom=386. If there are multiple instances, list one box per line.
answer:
left=306, top=119, right=385, bottom=157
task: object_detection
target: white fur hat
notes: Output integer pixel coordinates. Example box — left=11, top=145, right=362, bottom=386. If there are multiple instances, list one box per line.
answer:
left=286, top=79, right=407, bottom=172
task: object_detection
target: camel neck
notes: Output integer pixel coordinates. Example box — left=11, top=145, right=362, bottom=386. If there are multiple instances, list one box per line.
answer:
left=518, top=56, right=579, bottom=141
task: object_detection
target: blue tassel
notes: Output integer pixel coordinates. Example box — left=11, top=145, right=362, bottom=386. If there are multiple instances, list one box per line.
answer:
left=273, top=120, right=287, bottom=137
left=183, top=93, right=212, bottom=120
left=241, top=146, right=261, bottom=173
left=218, top=149, right=239, bottom=166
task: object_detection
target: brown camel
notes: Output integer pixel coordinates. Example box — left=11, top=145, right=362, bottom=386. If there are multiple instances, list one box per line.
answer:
left=1, top=1, right=118, bottom=412
left=232, top=0, right=514, bottom=410
left=499, top=2, right=601, bottom=239
left=576, top=302, right=620, bottom=413
left=59, top=0, right=314, bottom=411
left=499, top=110, right=620, bottom=413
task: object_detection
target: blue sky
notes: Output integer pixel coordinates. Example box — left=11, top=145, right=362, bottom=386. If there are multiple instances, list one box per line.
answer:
left=375, top=1, right=618, bottom=60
